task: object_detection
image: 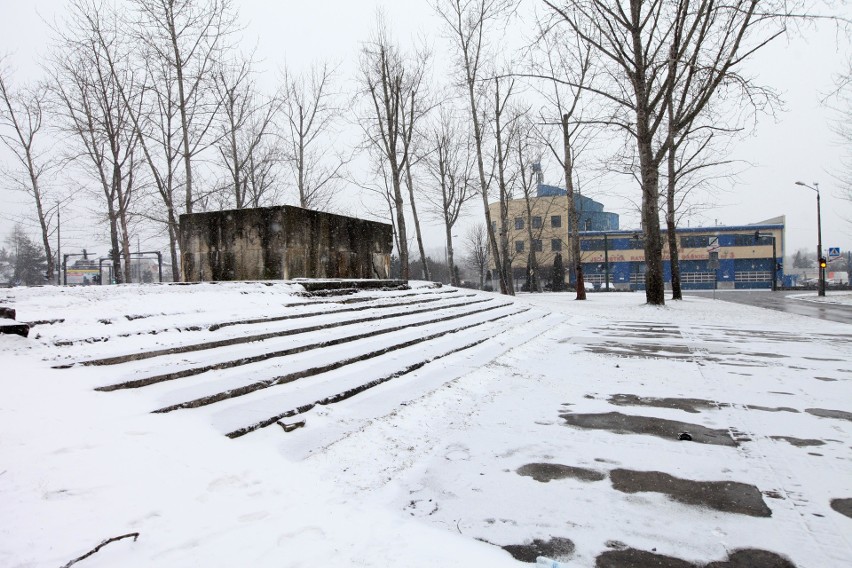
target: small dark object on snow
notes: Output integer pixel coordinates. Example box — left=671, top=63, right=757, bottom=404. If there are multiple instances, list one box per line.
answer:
left=60, top=532, right=140, bottom=568
left=678, top=432, right=692, bottom=441
left=278, top=419, right=306, bottom=433
left=0, top=307, right=15, bottom=319
left=0, top=319, right=29, bottom=338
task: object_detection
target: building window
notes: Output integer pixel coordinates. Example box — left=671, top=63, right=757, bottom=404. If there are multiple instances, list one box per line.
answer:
left=515, top=240, right=525, bottom=253
left=515, top=217, right=524, bottom=230
left=732, top=233, right=773, bottom=247
left=681, top=272, right=716, bottom=283
left=552, top=239, right=562, bottom=252
left=580, top=239, right=606, bottom=251
left=551, top=215, right=562, bottom=228
left=584, top=218, right=593, bottom=231
left=491, top=221, right=497, bottom=234
left=532, top=216, right=542, bottom=229
left=736, top=271, right=771, bottom=282
left=681, top=235, right=710, bottom=249
left=533, top=239, right=543, bottom=252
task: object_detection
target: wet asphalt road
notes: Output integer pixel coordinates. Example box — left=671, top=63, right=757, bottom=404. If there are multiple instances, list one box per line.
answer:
left=685, top=290, right=852, bottom=325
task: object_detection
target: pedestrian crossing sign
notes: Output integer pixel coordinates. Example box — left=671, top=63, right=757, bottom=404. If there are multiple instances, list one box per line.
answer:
left=828, top=247, right=840, bottom=258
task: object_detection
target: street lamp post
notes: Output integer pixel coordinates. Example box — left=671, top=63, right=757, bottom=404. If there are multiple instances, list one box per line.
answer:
left=795, top=181, right=824, bottom=297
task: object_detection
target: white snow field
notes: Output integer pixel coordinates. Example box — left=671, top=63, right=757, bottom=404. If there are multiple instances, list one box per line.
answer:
left=1, top=282, right=850, bottom=567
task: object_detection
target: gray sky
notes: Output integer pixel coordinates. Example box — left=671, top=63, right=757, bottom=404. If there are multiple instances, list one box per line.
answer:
left=1, top=0, right=850, bottom=262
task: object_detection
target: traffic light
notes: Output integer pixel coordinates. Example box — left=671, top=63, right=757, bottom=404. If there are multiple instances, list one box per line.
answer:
left=819, top=257, right=827, bottom=269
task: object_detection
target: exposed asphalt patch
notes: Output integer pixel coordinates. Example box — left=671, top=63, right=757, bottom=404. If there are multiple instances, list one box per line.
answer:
left=596, top=547, right=797, bottom=567
left=830, top=498, right=852, bottom=519
left=596, top=548, right=695, bottom=567
left=704, top=549, right=797, bottom=567
left=517, top=463, right=607, bottom=483
left=805, top=408, right=852, bottom=422
left=585, top=342, right=693, bottom=359
left=560, top=411, right=737, bottom=447
left=607, top=394, right=719, bottom=414
left=501, top=536, right=575, bottom=563
left=609, top=469, right=772, bottom=517
left=770, top=436, right=826, bottom=447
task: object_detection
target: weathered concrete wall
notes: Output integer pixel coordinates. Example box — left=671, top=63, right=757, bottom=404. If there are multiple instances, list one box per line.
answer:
left=179, top=206, right=393, bottom=282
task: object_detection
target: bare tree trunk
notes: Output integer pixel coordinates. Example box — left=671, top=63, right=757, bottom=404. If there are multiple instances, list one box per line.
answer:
left=391, top=165, right=410, bottom=280
left=32, top=173, right=55, bottom=283
left=474, top=100, right=507, bottom=294
left=523, top=202, right=539, bottom=292
left=561, top=114, right=585, bottom=300
left=494, top=79, right=514, bottom=295
left=628, top=5, right=664, bottom=305
left=666, top=52, right=682, bottom=301
left=445, top=223, right=458, bottom=286
left=405, top=161, right=430, bottom=280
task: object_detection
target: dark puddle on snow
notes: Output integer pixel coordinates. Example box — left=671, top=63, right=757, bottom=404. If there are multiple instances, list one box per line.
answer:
left=770, top=436, right=826, bottom=447
left=595, top=548, right=796, bottom=567
left=610, top=469, right=772, bottom=517
left=517, top=463, right=606, bottom=483
left=747, top=405, right=799, bottom=413
left=608, top=394, right=718, bottom=414
left=501, top=536, right=575, bottom=563
left=805, top=408, right=852, bottom=422
left=560, top=411, right=737, bottom=447
left=607, top=394, right=799, bottom=415
left=830, top=498, right=852, bottom=519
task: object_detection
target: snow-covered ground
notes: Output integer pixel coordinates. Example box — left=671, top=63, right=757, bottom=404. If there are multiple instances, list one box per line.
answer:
left=1, top=283, right=850, bottom=567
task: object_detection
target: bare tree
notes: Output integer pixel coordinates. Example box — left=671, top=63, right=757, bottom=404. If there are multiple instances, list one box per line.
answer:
left=529, top=25, right=595, bottom=299
left=663, top=116, right=742, bottom=299
left=281, top=62, right=348, bottom=211
left=49, top=0, right=143, bottom=284
left=213, top=57, right=282, bottom=210
left=359, top=17, right=428, bottom=280
left=514, top=124, right=544, bottom=292
left=132, top=0, right=240, bottom=216
left=543, top=0, right=810, bottom=305
left=831, top=59, right=852, bottom=208
left=398, top=56, right=434, bottom=281
left=0, top=60, right=57, bottom=283
left=433, top=0, right=518, bottom=295
left=464, top=222, right=490, bottom=289
left=491, top=77, right=523, bottom=295
left=423, top=105, right=477, bottom=286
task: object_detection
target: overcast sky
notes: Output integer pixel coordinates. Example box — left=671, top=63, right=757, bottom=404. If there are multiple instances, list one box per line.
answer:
left=1, top=0, right=850, bottom=262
